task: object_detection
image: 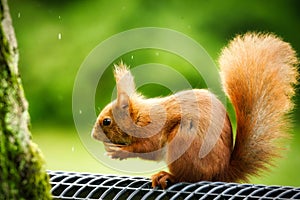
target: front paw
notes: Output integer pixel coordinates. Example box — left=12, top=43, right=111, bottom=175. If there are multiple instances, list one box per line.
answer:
left=151, top=171, right=176, bottom=189
left=104, top=143, right=130, bottom=160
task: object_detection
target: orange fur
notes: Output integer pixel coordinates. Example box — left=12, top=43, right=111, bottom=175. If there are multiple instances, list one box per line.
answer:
left=92, top=33, right=299, bottom=189
left=220, top=33, right=298, bottom=182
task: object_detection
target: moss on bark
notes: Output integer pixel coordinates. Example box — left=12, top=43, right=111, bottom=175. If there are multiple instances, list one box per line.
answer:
left=0, top=0, right=52, bottom=199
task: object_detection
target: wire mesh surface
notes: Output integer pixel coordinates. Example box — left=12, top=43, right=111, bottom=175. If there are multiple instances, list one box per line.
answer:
left=48, top=171, right=300, bottom=200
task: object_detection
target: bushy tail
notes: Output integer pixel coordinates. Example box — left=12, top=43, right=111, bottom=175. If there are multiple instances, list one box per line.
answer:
left=219, top=33, right=299, bottom=182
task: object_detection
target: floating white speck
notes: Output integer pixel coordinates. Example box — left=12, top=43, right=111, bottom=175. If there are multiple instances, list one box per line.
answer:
left=131, top=55, right=134, bottom=60
left=155, top=52, right=160, bottom=56
left=58, top=33, right=62, bottom=40
left=79, top=110, right=82, bottom=114
left=58, top=15, right=61, bottom=20
left=72, top=146, right=75, bottom=152
left=17, top=12, right=21, bottom=18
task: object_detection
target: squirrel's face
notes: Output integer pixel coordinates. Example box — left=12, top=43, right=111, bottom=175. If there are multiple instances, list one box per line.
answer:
left=92, top=101, right=133, bottom=146
left=92, top=63, right=137, bottom=146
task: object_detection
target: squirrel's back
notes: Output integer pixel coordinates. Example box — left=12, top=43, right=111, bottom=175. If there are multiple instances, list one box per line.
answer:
left=219, top=33, right=299, bottom=182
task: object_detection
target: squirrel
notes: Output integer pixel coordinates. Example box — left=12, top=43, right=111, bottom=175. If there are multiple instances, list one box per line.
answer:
left=92, top=32, right=299, bottom=189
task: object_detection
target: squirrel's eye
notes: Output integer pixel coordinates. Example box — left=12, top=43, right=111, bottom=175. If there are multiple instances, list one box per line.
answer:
left=102, top=118, right=111, bottom=126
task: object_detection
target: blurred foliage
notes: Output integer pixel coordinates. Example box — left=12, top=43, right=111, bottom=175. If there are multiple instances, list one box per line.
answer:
left=7, top=0, right=300, bottom=185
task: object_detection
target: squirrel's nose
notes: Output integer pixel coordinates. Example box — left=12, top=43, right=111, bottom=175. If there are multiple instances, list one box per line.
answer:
left=91, top=124, right=107, bottom=142
left=91, top=128, right=97, bottom=139
left=91, top=125, right=100, bottom=140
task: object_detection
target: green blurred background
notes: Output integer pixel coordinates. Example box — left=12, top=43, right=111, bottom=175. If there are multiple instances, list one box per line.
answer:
left=8, top=0, right=300, bottom=186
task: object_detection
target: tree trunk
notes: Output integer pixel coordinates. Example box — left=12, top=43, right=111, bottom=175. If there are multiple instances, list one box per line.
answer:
left=0, top=0, right=52, bottom=199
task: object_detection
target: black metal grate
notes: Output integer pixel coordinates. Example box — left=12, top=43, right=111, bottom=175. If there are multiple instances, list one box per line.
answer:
left=48, top=171, right=300, bottom=200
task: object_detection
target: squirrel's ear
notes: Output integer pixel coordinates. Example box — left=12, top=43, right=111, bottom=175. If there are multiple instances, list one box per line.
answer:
left=114, top=62, right=135, bottom=108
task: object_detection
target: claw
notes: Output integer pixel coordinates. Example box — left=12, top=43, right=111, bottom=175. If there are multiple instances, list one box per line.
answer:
left=151, top=171, right=175, bottom=189
left=108, top=146, right=121, bottom=151
left=103, top=142, right=130, bottom=160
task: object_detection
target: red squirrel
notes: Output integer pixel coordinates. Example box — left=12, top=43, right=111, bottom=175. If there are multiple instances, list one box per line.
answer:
left=92, top=33, right=299, bottom=189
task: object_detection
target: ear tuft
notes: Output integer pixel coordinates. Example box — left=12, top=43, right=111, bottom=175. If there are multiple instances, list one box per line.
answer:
left=113, top=61, right=128, bottom=81
left=114, top=62, right=136, bottom=108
